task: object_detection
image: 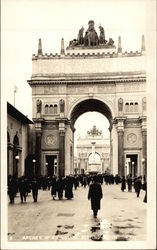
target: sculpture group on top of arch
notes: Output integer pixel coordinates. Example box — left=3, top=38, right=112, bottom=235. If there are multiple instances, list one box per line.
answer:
left=68, top=20, right=115, bottom=48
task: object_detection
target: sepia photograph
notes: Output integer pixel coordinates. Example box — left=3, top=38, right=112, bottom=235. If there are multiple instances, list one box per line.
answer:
left=1, top=0, right=156, bottom=249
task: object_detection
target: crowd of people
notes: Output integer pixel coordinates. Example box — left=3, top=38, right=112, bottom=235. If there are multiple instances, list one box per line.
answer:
left=8, top=172, right=147, bottom=209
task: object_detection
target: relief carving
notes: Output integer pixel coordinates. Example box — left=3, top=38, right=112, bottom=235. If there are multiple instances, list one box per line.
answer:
left=36, top=99, right=42, bottom=113
left=45, top=134, right=57, bottom=146
left=118, top=98, right=123, bottom=112
left=59, top=99, right=65, bottom=113
left=127, top=133, right=137, bottom=144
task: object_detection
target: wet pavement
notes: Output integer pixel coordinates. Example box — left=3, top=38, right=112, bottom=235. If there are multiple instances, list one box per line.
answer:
left=8, top=184, right=146, bottom=241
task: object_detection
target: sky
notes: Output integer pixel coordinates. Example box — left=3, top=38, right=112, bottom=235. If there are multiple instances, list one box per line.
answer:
left=2, top=0, right=147, bottom=149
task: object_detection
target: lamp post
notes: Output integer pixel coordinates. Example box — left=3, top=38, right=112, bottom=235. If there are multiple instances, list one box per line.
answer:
left=32, top=159, right=36, bottom=177
left=132, top=161, right=135, bottom=178
left=45, top=162, right=48, bottom=176
left=142, top=158, right=145, bottom=178
left=125, top=162, right=127, bottom=177
left=54, top=158, right=57, bottom=175
left=15, top=155, right=19, bottom=177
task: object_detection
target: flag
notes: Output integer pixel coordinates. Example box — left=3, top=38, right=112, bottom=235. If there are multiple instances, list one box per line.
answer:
left=14, top=85, right=18, bottom=93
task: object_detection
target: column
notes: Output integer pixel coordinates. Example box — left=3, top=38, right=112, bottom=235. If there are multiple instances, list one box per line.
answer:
left=142, top=129, right=147, bottom=177
left=35, top=131, right=42, bottom=176
left=59, top=131, right=65, bottom=177
left=118, top=130, right=124, bottom=176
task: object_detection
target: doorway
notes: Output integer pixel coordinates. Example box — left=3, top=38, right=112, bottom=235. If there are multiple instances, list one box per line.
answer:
left=45, top=155, right=57, bottom=177
left=126, top=154, right=138, bottom=178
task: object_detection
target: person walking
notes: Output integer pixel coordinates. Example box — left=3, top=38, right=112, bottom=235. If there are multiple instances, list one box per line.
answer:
left=134, top=176, right=142, bottom=197
left=83, top=175, right=87, bottom=188
left=88, top=175, right=103, bottom=218
left=56, top=176, right=64, bottom=200
left=8, top=176, right=17, bottom=204
left=51, top=176, right=57, bottom=200
left=127, top=175, right=132, bottom=192
left=142, top=178, right=147, bottom=203
left=121, top=176, right=126, bottom=192
left=65, top=176, right=73, bottom=200
left=18, top=176, right=27, bottom=203
left=31, top=178, right=38, bottom=202
left=73, top=176, right=79, bottom=190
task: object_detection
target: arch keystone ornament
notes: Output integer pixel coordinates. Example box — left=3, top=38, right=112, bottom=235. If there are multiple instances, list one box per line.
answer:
left=28, top=20, right=147, bottom=177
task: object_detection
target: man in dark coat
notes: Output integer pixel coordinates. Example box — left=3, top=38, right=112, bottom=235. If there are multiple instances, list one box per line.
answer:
left=65, top=176, right=73, bottom=200
left=127, top=175, right=132, bottom=192
left=73, top=176, right=79, bottom=190
left=142, top=179, right=147, bottom=203
left=51, top=176, right=57, bottom=200
left=8, top=176, right=17, bottom=204
left=134, top=176, right=142, bottom=197
left=88, top=175, right=103, bottom=218
left=18, top=176, right=27, bottom=203
left=121, top=176, right=126, bottom=192
left=31, top=178, right=38, bottom=202
left=56, top=176, right=64, bottom=200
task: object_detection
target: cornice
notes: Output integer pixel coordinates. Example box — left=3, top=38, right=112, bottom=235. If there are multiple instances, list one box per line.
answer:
left=28, top=76, right=146, bottom=86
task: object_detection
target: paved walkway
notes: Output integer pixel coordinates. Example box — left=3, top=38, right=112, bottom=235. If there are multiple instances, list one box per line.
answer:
left=8, top=184, right=146, bottom=242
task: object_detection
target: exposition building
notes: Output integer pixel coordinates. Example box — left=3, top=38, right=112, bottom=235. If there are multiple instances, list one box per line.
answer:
left=74, top=126, right=110, bottom=175
left=27, top=20, right=147, bottom=178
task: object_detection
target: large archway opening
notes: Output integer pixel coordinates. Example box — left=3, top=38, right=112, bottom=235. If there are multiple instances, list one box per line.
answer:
left=70, top=99, right=113, bottom=175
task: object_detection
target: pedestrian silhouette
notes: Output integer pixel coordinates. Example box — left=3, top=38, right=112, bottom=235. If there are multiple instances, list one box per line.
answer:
left=121, top=176, right=126, bottom=192
left=88, top=175, right=103, bottom=218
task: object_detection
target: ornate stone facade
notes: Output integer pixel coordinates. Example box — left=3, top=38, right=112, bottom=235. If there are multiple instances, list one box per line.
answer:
left=28, top=21, right=147, bottom=177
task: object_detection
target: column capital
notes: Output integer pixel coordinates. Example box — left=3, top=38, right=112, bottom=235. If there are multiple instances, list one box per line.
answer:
left=114, top=116, right=126, bottom=132
left=114, top=116, right=127, bottom=123
left=141, top=129, right=147, bottom=136
left=117, top=129, right=124, bottom=136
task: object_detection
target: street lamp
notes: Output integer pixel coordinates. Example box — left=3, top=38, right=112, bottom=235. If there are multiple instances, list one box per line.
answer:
left=125, top=162, right=127, bottom=177
left=45, top=162, right=48, bottom=176
left=32, top=159, right=36, bottom=177
left=15, top=155, right=19, bottom=178
left=132, top=161, right=135, bottom=178
left=142, top=158, right=145, bottom=178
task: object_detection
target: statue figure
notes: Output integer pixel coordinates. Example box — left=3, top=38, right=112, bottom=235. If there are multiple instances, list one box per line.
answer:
left=108, top=38, right=114, bottom=46
left=36, top=99, right=42, bottom=113
left=69, top=39, right=79, bottom=47
left=77, top=26, right=84, bottom=45
left=84, top=20, right=99, bottom=46
left=142, top=97, right=146, bottom=111
left=99, top=25, right=106, bottom=44
left=59, top=99, right=65, bottom=113
left=118, top=98, right=123, bottom=112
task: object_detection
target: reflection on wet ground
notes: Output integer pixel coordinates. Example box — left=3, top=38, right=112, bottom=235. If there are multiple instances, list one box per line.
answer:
left=8, top=185, right=146, bottom=241
left=53, top=216, right=140, bottom=241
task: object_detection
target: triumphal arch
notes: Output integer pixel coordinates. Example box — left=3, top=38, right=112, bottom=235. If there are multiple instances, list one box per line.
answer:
left=28, top=20, right=147, bottom=178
